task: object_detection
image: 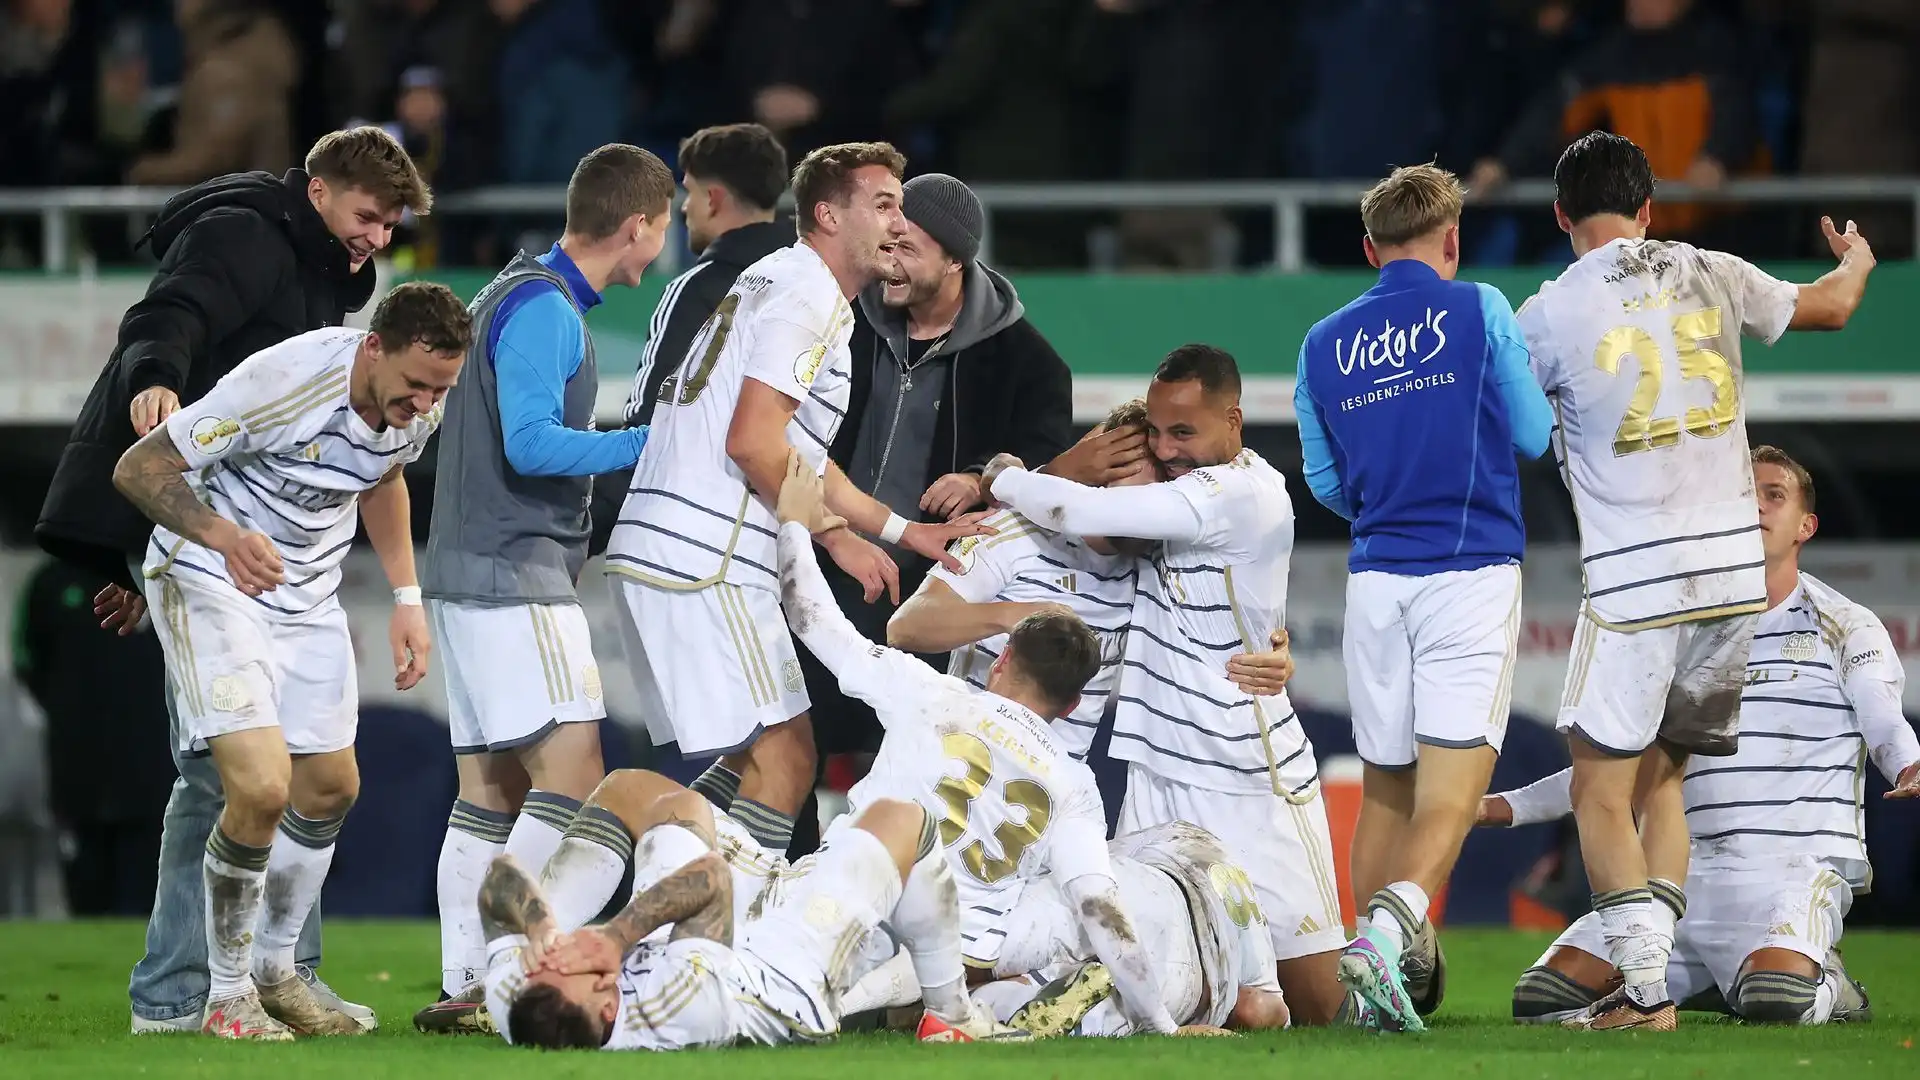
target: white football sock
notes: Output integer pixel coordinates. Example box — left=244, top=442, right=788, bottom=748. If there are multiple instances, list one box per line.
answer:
left=204, top=825, right=272, bottom=1002
left=840, top=948, right=920, bottom=1014
left=438, top=800, right=512, bottom=994
left=253, top=811, right=344, bottom=986
left=888, top=849, right=969, bottom=1023
left=1595, top=888, right=1669, bottom=1006
left=505, top=790, right=582, bottom=888
left=542, top=804, right=636, bottom=931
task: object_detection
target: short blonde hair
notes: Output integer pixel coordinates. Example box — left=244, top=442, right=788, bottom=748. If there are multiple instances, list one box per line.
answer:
left=306, top=126, right=432, bottom=214
left=1360, top=164, right=1465, bottom=247
left=1101, top=398, right=1147, bottom=432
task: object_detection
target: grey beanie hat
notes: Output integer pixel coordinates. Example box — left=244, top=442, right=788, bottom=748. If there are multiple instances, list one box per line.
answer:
left=902, top=173, right=983, bottom=264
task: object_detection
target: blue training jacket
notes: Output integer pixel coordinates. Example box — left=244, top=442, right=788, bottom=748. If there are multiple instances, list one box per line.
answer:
left=1294, top=259, right=1553, bottom=575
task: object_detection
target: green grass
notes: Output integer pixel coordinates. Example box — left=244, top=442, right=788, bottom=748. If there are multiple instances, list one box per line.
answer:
left=0, top=922, right=1916, bottom=1078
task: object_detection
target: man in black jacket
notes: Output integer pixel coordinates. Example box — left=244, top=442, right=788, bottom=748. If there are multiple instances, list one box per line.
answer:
left=37, top=126, right=430, bottom=1035
left=795, top=174, right=1075, bottom=815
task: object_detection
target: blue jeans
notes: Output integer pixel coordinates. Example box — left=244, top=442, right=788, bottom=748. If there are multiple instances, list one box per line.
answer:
left=126, top=567, right=323, bottom=1021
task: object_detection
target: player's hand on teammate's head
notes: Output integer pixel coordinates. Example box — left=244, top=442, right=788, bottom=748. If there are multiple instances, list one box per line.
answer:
left=1885, top=762, right=1920, bottom=800
left=1821, top=216, right=1874, bottom=266
left=979, top=452, right=1026, bottom=502
left=1040, top=425, right=1148, bottom=488
left=129, top=386, right=180, bottom=437
left=1475, top=794, right=1513, bottom=828
left=216, top=529, right=285, bottom=596
left=921, top=472, right=986, bottom=519
left=1226, top=629, right=1292, bottom=696
left=94, top=583, right=147, bottom=636
left=390, top=601, right=431, bottom=690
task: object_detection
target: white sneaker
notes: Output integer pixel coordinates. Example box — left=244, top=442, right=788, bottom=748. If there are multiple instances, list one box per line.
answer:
left=297, top=964, right=379, bottom=1032
left=131, top=1012, right=199, bottom=1035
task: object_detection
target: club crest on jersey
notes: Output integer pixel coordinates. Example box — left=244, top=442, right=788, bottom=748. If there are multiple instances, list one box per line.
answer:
left=191, top=417, right=241, bottom=454
left=1781, top=632, right=1818, bottom=662
left=582, top=664, right=603, bottom=701
left=209, top=674, right=250, bottom=713
left=794, top=341, right=828, bottom=387
left=783, top=657, right=804, bottom=693
left=951, top=533, right=983, bottom=573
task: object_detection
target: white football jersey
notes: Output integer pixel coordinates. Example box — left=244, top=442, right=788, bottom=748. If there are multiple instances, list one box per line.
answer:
left=1684, top=573, right=1916, bottom=887
left=1111, top=450, right=1313, bottom=798
left=1519, top=238, right=1796, bottom=630
left=928, top=509, right=1139, bottom=759
left=144, top=327, right=438, bottom=617
left=607, top=243, right=856, bottom=592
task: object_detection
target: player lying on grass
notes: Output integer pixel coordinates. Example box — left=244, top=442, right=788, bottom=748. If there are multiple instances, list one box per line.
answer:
left=774, top=449, right=1238, bottom=1039
left=1480, top=446, right=1920, bottom=1027
left=967, top=821, right=1294, bottom=1036
left=480, top=792, right=1019, bottom=1050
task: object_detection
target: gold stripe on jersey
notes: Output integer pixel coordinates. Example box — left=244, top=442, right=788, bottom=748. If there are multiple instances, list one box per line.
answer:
left=241, top=368, right=350, bottom=434
left=1223, top=566, right=1314, bottom=803
left=623, top=965, right=703, bottom=1032
left=1289, top=801, right=1342, bottom=928
left=542, top=606, right=574, bottom=700
left=718, top=584, right=775, bottom=708
left=1585, top=597, right=1768, bottom=633
left=1562, top=612, right=1600, bottom=709
left=527, top=605, right=564, bottom=705
left=605, top=490, right=754, bottom=592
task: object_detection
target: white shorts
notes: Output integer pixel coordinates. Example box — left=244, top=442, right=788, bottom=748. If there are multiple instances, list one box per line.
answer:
left=613, top=578, right=809, bottom=756
left=1558, top=608, right=1759, bottom=757
left=1344, top=565, right=1521, bottom=769
left=738, top=825, right=904, bottom=1024
left=427, top=599, right=606, bottom=755
left=1117, top=765, right=1345, bottom=962
left=148, top=572, right=356, bottom=757
left=1543, top=854, right=1854, bottom=1003
left=992, top=858, right=1205, bottom=1032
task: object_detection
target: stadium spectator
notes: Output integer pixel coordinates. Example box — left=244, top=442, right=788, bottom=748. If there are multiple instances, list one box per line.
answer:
left=125, top=0, right=299, bottom=187
left=1798, top=0, right=1920, bottom=259
left=1467, top=0, right=1761, bottom=239
left=331, top=0, right=499, bottom=136
left=491, top=0, right=627, bottom=186
left=719, top=0, right=914, bottom=162
left=0, top=0, right=96, bottom=189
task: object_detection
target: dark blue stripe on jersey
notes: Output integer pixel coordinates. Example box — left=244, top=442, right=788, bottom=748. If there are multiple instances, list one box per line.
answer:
left=1126, top=624, right=1208, bottom=666
left=1121, top=659, right=1250, bottom=712
left=806, top=388, right=845, bottom=418
left=217, top=494, right=321, bottom=549
left=1686, top=796, right=1857, bottom=814
left=1749, top=658, right=1833, bottom=671
left=280, top=537, right=354, bottom=571
left=1686, top=762, right=1854, bottom=780
left=620, top=488, right=778, bottom=539
left=1585, top=560, right=1767, bottom=600
left=1012, top=574, right=1131, bottom=610
left=792, top=416, right=831, bottom=450
left=1741, top=696, right=1853, bottom=713
left=1034, top=553, right=1136, bottom=583
left=618, top=519, right=776, bottom=580
left=1110, top=730, right=1272, bottom=775
left=1689, top=826, right=1858, bottom=842
left=222, top=464, right=313, bottom=532
left=1116, top=695, right=1263, bottom=742
left=315, top=425, right=413, bottom=457
left=604, top=553, right=699, bottom=582
left=1736, top=730, right=1862, bottom=743
left=273, top=455, right=384, bottom=485
left=1163, top=564, right=1223, bottom=576
left=1582, top=523, right=1762, bottom=563
left=170, top=558, right=323, bottom=616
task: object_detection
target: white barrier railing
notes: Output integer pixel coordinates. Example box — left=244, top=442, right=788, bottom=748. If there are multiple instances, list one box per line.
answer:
left=3, top=177, right=1917, bottom=273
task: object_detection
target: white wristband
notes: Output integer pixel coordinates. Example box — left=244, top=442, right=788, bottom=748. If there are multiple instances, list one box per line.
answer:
left=879, top=513, right=910, bottom=545
left=393, top=585, right=423, bottom=606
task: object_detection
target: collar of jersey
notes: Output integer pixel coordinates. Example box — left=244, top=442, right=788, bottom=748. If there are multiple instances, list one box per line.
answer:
left=538, top=242, right=603, bottom=312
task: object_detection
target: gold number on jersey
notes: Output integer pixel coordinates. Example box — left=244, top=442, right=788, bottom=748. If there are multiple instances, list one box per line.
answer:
left=656, top=292, right=741, bottom=406
left=932, top=731, right=1055, bottom=885
left=1207, top=862, right=1266, bottom=928
left=1593, top=306, right=1736, bottom=456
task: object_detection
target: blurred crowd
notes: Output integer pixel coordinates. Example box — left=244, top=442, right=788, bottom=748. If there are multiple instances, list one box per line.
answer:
left=3, top=0, right=1917, bottom=268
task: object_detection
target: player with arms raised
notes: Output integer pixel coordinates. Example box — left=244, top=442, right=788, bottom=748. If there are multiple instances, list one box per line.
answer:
left=774, top=452, right=1202, bottom=1039
left=111, top=282, right=472, bottom=1039
left=1516, top=131, right=1877, bottom=1030
left=605, top=142, right=987, bottom=858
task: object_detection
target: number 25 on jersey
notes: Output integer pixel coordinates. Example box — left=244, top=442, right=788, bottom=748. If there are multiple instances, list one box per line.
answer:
left=1595, top=306, right=1738, bottom=457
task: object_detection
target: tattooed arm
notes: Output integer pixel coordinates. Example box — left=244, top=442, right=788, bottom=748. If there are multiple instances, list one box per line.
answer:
left=605, top=851, right=734, bottom=951
left=112, top=424, right=238, bottom=549
left=479, top=855, right=557, bottom=943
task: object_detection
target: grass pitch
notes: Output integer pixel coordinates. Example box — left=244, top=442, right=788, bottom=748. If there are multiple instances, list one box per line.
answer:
left=0, top=921, right=1915, bottom=1079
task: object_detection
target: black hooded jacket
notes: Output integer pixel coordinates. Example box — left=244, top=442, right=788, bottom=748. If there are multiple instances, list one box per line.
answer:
left=36, top=169, right=377, bottom=589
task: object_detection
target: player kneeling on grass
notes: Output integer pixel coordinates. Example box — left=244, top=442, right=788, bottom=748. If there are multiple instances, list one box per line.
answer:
left=478, top=796, right=1020, bottom=1049
left=1480, top=446, right=1920, bottom=1027
left=111, top=282, right=472, bottom=1040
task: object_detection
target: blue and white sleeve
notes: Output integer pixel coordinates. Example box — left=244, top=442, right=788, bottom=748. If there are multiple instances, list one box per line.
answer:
left=1478, top=283, right=1554, bottom=460
left=494, top=286, right=649, bottom=477
left=1294, top=341, right=1354, bottom=520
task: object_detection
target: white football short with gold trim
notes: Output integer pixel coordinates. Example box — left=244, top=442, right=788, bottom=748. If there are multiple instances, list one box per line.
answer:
left=1344, top=563, right=1522, bottom=770
left=147, top=570, right=357, bottom=757
left=1541, top=853, right=1854, bottom=1004
left=611, top=577, right=809, bottom=756
left=1116, top=765, right=1346, bottom=962
left=427, top=599, right=606, bottom=755
left=1557, top=607, right=1759, bottom=758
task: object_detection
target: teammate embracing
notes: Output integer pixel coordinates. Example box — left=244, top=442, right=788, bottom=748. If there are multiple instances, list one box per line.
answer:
left=1516, top=131, right=1877, bottom=1030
